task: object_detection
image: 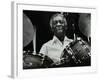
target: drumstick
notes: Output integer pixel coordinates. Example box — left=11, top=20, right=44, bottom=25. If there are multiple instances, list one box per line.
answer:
left=74, top=33, right=76, bottom=41
left=61, top=12, right=63, bottom=15
left=88, top=36, right=91, bottom=42
left=72, top=23, right=77, bottom=41
left=33, top=26, right=36, bottom=54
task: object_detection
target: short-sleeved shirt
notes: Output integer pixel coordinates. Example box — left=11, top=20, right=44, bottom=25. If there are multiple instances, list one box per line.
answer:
left=39, top=36, right=73, bottom=63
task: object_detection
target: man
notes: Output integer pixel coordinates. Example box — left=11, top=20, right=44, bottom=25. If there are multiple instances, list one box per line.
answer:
left=39, top=13, right=73, bottom=66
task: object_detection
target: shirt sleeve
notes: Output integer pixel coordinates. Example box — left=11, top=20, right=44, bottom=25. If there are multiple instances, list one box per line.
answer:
left=39, top=44, right=47, bottom=55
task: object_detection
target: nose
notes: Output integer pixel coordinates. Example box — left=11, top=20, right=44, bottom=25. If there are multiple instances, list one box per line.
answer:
left=57, top=22, right=61, bottom=26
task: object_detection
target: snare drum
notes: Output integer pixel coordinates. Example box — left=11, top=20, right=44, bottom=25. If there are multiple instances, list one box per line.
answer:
left=61, top=38, right=91, bottom=66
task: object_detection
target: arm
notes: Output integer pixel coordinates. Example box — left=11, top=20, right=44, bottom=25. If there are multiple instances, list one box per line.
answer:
left=39, top=44, right=48, bottom=55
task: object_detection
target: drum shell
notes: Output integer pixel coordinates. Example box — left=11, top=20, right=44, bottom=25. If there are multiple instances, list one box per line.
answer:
left=23, top=54, right=43, bottom=69
left=61, top=39, right=91, bottom=66
left=23, top=52, right=54, bottom=69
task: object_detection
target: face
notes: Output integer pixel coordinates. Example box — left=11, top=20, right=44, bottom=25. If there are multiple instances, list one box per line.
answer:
left=51, top=15, right=67, bottom=37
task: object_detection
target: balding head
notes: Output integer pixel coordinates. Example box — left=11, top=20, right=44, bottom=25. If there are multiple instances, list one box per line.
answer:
left=50, top=13, right=67, bottom=28
left=49, top=13, right=67, bottom=39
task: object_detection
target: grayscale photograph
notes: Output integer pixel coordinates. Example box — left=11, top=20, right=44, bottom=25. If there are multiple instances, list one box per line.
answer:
left=23, top=10, right=91, bottom=69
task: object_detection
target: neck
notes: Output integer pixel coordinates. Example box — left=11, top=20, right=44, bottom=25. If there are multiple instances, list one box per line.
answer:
left=56, top=35, right=65, bottom=44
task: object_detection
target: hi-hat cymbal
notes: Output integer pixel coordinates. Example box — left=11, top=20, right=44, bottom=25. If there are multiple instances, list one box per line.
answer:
left=78, top=14, right=91, bottom=38
left=23, top=13, right=34, bottom=47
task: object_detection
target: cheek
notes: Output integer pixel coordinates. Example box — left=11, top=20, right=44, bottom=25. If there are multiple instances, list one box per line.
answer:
left=51, top=27, right=55, bottom=32
left=62, top=23, right=65, bottom=26
left=51, top=27, right=58, bottom=33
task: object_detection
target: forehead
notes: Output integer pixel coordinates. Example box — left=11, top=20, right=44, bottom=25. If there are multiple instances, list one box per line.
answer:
left=52, top=15, right=64, bottom=21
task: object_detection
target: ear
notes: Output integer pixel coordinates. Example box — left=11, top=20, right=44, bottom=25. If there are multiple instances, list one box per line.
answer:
left=51, top=27, right=54, bottom=33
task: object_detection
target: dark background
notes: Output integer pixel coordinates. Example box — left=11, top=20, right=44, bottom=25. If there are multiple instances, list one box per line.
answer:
left=23, top=10, right=89, bottom=53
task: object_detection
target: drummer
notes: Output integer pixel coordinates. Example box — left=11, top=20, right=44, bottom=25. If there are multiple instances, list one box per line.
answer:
left=39, top=13, right=73, bottom=65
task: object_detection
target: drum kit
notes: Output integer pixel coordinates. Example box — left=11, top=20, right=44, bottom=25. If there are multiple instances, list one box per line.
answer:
left=61, top=37, right=91, bottom=66
left=23, top=13, right=91, bottom=69
left=23, top=51, right=54, bottom=69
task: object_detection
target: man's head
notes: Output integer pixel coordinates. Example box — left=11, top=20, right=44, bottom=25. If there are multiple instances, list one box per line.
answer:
left=50, top=13, right=67, bottom=38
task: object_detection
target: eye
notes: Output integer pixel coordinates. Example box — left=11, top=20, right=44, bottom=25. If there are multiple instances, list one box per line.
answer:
left=52, top=21, right=57, bottom=25
left=59, top=20, right=64, bottom=24
left=52, top=20, right=64, bottom=25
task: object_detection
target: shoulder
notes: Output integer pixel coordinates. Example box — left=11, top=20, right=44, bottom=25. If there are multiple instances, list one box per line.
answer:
left=65, top=36, right=73, bottom=43
left=42, top=40, right=53, bottom=47
left=39, top=40, right=53, bottom=54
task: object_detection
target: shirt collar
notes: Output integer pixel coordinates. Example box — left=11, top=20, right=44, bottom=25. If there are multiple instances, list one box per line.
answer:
left=52, top=36, right=71, bottom=45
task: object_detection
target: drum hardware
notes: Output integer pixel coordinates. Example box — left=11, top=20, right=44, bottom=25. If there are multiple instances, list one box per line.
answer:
left=61, top=38, right=91, bottom=66
left=23, top=51, right=44, bottom=69
left=23, top=50, right=54, bottom=68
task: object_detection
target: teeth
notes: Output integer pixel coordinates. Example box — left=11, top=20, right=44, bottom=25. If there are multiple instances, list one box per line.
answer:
left=57, top=30, right=63, bottom=32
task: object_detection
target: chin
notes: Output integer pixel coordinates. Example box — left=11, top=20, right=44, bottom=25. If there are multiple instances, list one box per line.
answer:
left=56, top=32, right=64, bottom=37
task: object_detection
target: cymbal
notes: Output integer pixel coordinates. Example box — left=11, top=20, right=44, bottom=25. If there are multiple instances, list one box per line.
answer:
left=78, top=14, right=91, bottom=38
left=23, top=13, right=34, bottom=47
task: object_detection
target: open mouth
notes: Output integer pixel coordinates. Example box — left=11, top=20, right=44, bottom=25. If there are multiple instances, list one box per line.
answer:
left=56, top=26, right=63, bottom=33
left=57, top=29, right=63, bottom=33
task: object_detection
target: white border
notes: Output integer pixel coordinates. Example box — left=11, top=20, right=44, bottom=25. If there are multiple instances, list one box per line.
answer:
left=12, top=1, right=97, bottom=78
